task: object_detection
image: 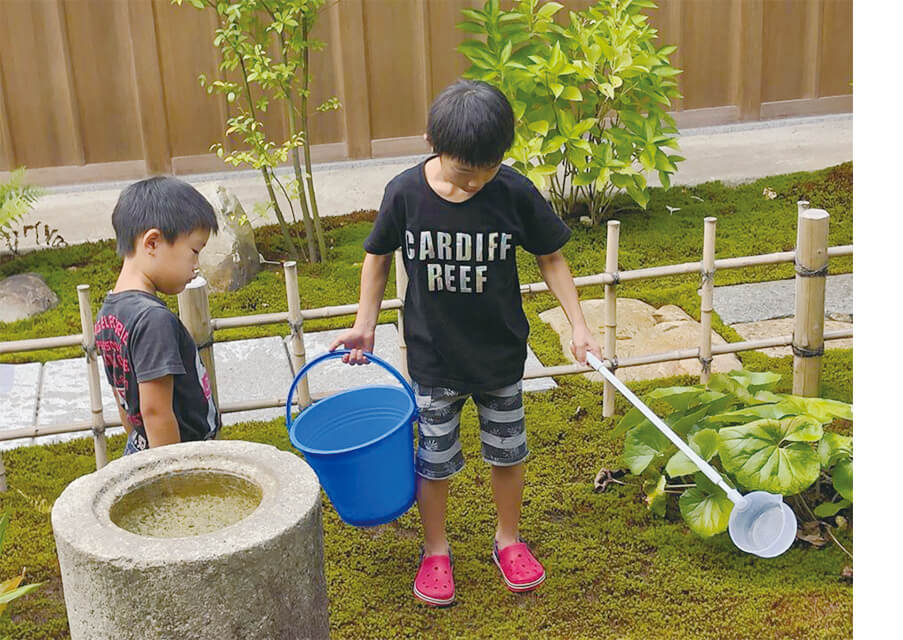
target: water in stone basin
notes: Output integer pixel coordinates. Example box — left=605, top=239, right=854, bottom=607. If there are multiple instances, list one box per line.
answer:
left=109, top=471, right=263, bottom=538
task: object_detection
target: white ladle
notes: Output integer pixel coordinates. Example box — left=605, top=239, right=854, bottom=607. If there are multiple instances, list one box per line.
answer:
left=585, top=352, right=797, bottom=558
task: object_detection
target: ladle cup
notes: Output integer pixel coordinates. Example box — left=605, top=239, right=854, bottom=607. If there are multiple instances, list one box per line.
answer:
left=585, top=352, right=797, bottom=558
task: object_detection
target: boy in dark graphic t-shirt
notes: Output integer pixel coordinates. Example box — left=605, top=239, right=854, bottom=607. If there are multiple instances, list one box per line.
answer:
left=95, top=177, right=221, bottom=455
left=330, top=80, right=602, bottom=606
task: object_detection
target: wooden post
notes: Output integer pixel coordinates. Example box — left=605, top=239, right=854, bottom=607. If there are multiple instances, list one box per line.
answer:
left=0, top=455, right=6, bottom=491
left=602, top=220, right=620, bottom=417
left=77, top=284, right=108, bottom=469
left=177, top=276, right=219, bottom=407
left=699, top=217, right=717, bottom=384
left=792, top=207, right=829, bottom=396
left=395, top=249, right=410, bottom=381
left=283, top=261, right=311, bottom=409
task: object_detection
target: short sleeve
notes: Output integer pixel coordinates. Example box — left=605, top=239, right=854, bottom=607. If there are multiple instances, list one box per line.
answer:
left=129, top=307, right=187, bottom=383
left=363, top=181, right=405, bottom=255
left=518, top=180, right=572, bottom=255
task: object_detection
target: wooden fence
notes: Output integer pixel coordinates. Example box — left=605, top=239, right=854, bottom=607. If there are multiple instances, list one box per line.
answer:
left=0, top=203, right=853, bottom=490
left=0, top=0, right=852, bottom=187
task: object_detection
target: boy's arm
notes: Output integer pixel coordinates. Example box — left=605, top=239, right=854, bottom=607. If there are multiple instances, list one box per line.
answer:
left=138, top=375, right=181, bottom=447
left=328, top=252, right=394, bottom=364
left=536, top=250, right=602, bottom=365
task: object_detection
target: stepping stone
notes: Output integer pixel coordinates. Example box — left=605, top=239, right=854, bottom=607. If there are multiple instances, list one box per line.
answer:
left=712, top=274, right=852, bottom=325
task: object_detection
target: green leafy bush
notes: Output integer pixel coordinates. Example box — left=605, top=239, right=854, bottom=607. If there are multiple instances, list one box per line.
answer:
left=457, top=0, right=683, bottom=222
left=615, top=370, right=852, bottom=541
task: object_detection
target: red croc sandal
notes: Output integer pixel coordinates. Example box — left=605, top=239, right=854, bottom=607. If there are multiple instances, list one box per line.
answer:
left=492, top=538, right=546, bottom=593
left=413, top=548, right=455, bottom=607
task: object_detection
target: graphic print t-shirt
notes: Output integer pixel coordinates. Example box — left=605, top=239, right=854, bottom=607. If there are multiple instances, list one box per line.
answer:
left=364, top=158, right=571, bottom=391
left=94, top=290, right=220, bottom=451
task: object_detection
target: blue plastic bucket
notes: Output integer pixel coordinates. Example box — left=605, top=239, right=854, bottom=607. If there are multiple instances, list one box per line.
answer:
left=285, top=350, right=417, bottom=526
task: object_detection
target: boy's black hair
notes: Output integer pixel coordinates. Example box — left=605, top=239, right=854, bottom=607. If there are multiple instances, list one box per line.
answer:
left=426, top=79, right=514, bottom=168
left=112, top=176, right=218, bottom=256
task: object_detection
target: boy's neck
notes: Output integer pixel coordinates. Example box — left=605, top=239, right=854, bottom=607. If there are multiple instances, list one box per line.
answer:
left=113, top=259, right=158, bottom=296
left=424, top=156, right=479, bottom=204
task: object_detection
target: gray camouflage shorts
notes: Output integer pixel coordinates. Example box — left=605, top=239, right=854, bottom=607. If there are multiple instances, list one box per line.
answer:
left=412, top=380, right=528, bottom=480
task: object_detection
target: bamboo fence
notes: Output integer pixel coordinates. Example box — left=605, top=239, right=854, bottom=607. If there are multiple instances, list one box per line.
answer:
left=0, top=207, right=853, bottom=491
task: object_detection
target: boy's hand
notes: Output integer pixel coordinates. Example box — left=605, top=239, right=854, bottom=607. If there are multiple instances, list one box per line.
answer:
left=328, top=325, right=375, bottom=365
left=570, top=324, right=602, bottom=366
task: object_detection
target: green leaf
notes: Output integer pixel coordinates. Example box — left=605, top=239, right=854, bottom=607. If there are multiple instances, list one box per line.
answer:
left=460, top=8, right=487, bottom=24
left=644, top=386, right=702, bottom=410
left=813, top=498, right=851, bottom=518
left=776, top=396, right=853, bottom=423
left=527, top=119, right=550, bottom=136
left=833, top=459, right=853, bottom=501
left=818, top=432, right=853, bottom=468
left=665, top=429, right=719, bottom=477
left=718, top=418, right=822, bottom=495
left=512, top=100, right=527, bottom=121
left=613, top=407, right=649, bottom=437
left=537, top=1, right=564, bottom=20
left=560, top=86, right=583, bottom=101
left=623, top=422, right=672, bottom=475
left=0, top=582, right=42, bottom=605
left=644, top=474, right=667, bottom=517
left=456, top=21, right=486, bottom=34
left=549, top=82, right=565, bottom=98
left=679, top=473, right=733, bottom=537
left=729, top=370, right=783, bottom=392
left=709, top=403, right=791, bottom=426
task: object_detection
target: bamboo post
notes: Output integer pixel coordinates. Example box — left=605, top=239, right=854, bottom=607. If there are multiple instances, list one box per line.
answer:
left=77, top=285, right=108, bottom=469
left=602, top=220, right=620, bottom=417
left=177, top=276, right=219, bottom=407
left=792, top=207, right=829, bottom=396
left=283, top=261, right=311, bottom=409
left=699, top=217, right=717, bottom=384
left=395, top=249, right=410, bottom=381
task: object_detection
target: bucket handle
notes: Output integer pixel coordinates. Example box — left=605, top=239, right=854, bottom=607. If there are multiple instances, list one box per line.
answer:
left=285, top=349, right=417, bottom=429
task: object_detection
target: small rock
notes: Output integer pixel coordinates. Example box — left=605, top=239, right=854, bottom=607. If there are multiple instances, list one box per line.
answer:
left=0, top=273, right=59, bottom=323
left=827, top=312, right=853, bottom=323
left=763, top=186, right=777, bottom=200
left=579, top=216, right=593, bottom=227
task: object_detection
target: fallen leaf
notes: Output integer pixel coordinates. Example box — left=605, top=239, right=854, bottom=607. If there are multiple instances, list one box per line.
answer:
left=796, top=520, right=829, bottom=547
left=593, top=467, right=627, bottom=493
left=841, top=565, right=853, bottom=583
left=762, top=187, right=777, bottom=200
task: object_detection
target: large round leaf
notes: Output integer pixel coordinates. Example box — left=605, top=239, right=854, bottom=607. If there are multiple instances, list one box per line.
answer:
left=623, top=422, right=672, bottom=475
left=678, top=474, right=733, bottom=538
left=833, top=459, right=853, bottom=501
left=718, top=417, right=822, bottom=495
left=818, top=432, right=853, bottom=468
left=665, top=429, right=719, bottom=477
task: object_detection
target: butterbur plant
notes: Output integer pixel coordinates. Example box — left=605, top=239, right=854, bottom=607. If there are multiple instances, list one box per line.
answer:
left=457, top=0, right=683, bottom=223
left=613, top=370, right=852, bottom=554
left=0, top=513, right=42, bottom=617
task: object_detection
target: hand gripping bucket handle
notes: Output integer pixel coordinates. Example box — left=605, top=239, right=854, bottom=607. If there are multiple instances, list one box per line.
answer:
left=285, top=349, right=417, bottom=429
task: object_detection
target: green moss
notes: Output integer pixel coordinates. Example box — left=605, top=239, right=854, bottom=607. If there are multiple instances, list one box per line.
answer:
left=0, top=165, right=853, bottom=637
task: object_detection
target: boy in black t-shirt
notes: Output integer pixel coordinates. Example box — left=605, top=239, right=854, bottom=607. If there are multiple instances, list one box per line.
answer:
left=95, top=177, right=221, bottom=455
left=331, top=80, right=601, bottom=606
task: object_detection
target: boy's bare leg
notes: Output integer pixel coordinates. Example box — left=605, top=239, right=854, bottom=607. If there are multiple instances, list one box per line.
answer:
left=417, top=477, right=450, bottom=556
left=491, top=462, right=525, bottom=548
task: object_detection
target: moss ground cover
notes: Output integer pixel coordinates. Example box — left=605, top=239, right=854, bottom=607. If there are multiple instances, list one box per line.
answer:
left=0, top=164, right=852, bottom=637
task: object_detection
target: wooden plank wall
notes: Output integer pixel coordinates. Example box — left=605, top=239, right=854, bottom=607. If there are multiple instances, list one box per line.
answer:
left=0, top=0, right=852, bottom=186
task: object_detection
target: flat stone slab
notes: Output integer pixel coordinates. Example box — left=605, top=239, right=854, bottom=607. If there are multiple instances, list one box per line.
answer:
left=712, top=274, right=852, bottom=324
left=730, top=317, right=853, bottom=358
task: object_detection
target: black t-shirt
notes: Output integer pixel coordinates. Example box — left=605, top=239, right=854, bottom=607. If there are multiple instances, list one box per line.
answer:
left=364, top=158, right=571, bottom=391
left=94, top=290, right=220, bottom=451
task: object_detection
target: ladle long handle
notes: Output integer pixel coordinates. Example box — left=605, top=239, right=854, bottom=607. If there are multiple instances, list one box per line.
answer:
left=585, top=353, right=746, bottom=507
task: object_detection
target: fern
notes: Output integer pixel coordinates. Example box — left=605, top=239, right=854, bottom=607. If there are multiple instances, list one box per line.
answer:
left=0, top=167, right=41, bottom=232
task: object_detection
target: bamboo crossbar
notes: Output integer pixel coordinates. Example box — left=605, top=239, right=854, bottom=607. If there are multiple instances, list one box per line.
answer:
left=0, top=330, right=853, bottom=443
left=210, top=299, right=404, bottom=330
left=0, top=333, right=81, bottom=355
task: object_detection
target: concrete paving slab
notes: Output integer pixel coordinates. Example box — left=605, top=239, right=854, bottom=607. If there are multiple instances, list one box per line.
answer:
left=0, top=362, right=41, bottom=432
left=712, top=274, right=852, bottom=324
left=214, top=336, right=294, bottom=426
